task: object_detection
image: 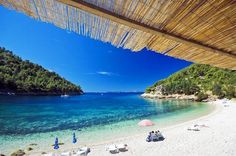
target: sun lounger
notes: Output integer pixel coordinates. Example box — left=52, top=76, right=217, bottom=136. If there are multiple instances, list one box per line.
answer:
left=75, top=150, right=86, bottom=156
left=187, top=126, right=200, bottom=131
left=61, top=151, right=72, bottom=156
left=194, top=123, right=209, bottom=128
left=106, top=145, right=119, bottom=154
left=116, top=144, right=128, bottom=152
left=80, top=147, right=90, bottom=153
left=74, top=147, right=90, bottom=156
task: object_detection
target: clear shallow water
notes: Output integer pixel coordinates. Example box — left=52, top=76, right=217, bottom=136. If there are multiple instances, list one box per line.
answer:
left=0, top=93, right=214, bottom=155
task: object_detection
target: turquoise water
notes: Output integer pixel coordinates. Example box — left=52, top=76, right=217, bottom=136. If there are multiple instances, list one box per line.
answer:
left=0, top=93, right=214, bottom=155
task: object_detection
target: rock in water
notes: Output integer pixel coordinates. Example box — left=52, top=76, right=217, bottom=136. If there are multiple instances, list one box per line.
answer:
left=11, top=149, right=25, bottom=156
left=27, top=147, right=33, bottom=151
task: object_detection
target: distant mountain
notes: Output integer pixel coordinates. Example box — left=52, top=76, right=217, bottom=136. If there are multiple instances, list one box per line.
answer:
left=0, top=47, right=83, bottom=95
left=144, top=64, right=236, bottom=101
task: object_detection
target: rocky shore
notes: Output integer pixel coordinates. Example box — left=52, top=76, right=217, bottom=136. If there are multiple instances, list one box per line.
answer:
left=141, top=93, right=217, bottom=102
left=0, top=90, right=83, bottom=96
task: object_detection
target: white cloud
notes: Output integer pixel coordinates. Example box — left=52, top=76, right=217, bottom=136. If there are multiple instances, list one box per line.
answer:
left=97, top=71, right=113, bottom=76
left=85, top=71, right=118, bottom=76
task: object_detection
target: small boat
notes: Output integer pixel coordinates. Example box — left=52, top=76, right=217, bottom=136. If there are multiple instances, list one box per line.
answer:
left=7, top=92, right=15, bottom=95
left=61, top=94, right=69, bottom=98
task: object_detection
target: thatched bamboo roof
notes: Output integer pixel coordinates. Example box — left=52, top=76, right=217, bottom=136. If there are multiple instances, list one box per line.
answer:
left=1, top=0, right=236, bottom=70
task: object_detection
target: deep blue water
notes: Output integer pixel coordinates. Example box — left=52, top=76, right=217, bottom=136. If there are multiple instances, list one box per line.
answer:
left=0, top=93, right=207, bottom=135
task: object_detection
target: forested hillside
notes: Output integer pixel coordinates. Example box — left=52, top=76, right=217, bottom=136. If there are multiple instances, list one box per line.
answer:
left=0, top=47, right=83, bottom=95
left=145, top=64, right=236, bottom=100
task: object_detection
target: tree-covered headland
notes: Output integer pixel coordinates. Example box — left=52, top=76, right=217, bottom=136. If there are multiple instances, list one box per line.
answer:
left=0, top=47, right=83, bottom=95
left=145, top=64, right=236, bottom=101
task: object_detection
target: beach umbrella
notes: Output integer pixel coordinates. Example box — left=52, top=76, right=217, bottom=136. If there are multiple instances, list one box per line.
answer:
left=53, top=137, right=59, bottom=150
left=138, top=119, right=154, bottom=127
left=72, top=132, right=77, bottom=144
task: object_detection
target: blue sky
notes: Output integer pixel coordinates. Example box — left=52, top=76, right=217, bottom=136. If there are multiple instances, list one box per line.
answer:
left=0, top=6, right=192, bottom=92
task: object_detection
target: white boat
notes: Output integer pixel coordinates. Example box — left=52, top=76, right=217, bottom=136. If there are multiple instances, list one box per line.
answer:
left=61, top=94, right=69, bottom=97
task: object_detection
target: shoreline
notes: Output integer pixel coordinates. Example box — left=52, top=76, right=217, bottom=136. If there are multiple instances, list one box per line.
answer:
left=84, top=100, right=220, bottom=146
left=26, top=100, right=219, bottom=156
left=2, top=98, right=235, bottom=156
left=141, top=92, right=196, bottom=100
left=87, top=99, right=235, bottom=156
left=141, top=92, right=218, bottom=102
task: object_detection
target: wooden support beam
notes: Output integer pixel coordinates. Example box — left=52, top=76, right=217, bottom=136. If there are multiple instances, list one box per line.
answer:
left=58, top=0, right=236, bottom=59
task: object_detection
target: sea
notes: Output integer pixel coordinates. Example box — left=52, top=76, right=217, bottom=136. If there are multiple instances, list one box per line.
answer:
left=0, top=93, right=214, bottom=155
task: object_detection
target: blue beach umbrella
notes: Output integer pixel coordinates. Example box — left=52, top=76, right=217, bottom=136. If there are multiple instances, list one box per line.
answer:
left=54, top=137, right=59, bottom=150
left=72, top=132, right=77, bottom=144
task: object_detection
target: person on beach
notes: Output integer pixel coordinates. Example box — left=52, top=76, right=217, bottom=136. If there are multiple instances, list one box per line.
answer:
left=154, top=130, right=160, bottom=137
left=146, top=132, right=152, bottom=142
left=147, top=130, right=165, bottom=142
left=156, top=130, right=165, bottom=140
left=155, top=131, right=158, bottom=135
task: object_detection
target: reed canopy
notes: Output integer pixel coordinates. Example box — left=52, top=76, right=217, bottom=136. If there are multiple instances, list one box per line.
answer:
left=1, top=0, right=236, bottom=70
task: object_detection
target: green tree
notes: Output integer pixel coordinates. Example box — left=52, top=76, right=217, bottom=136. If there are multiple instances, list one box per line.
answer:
left=146, top=64, right=236, bottom=100
left=0, top=47, right=83, bottom=95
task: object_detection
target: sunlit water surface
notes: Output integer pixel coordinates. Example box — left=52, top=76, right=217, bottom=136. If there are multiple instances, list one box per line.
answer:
left=0, top=93, right=214, bottom=155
